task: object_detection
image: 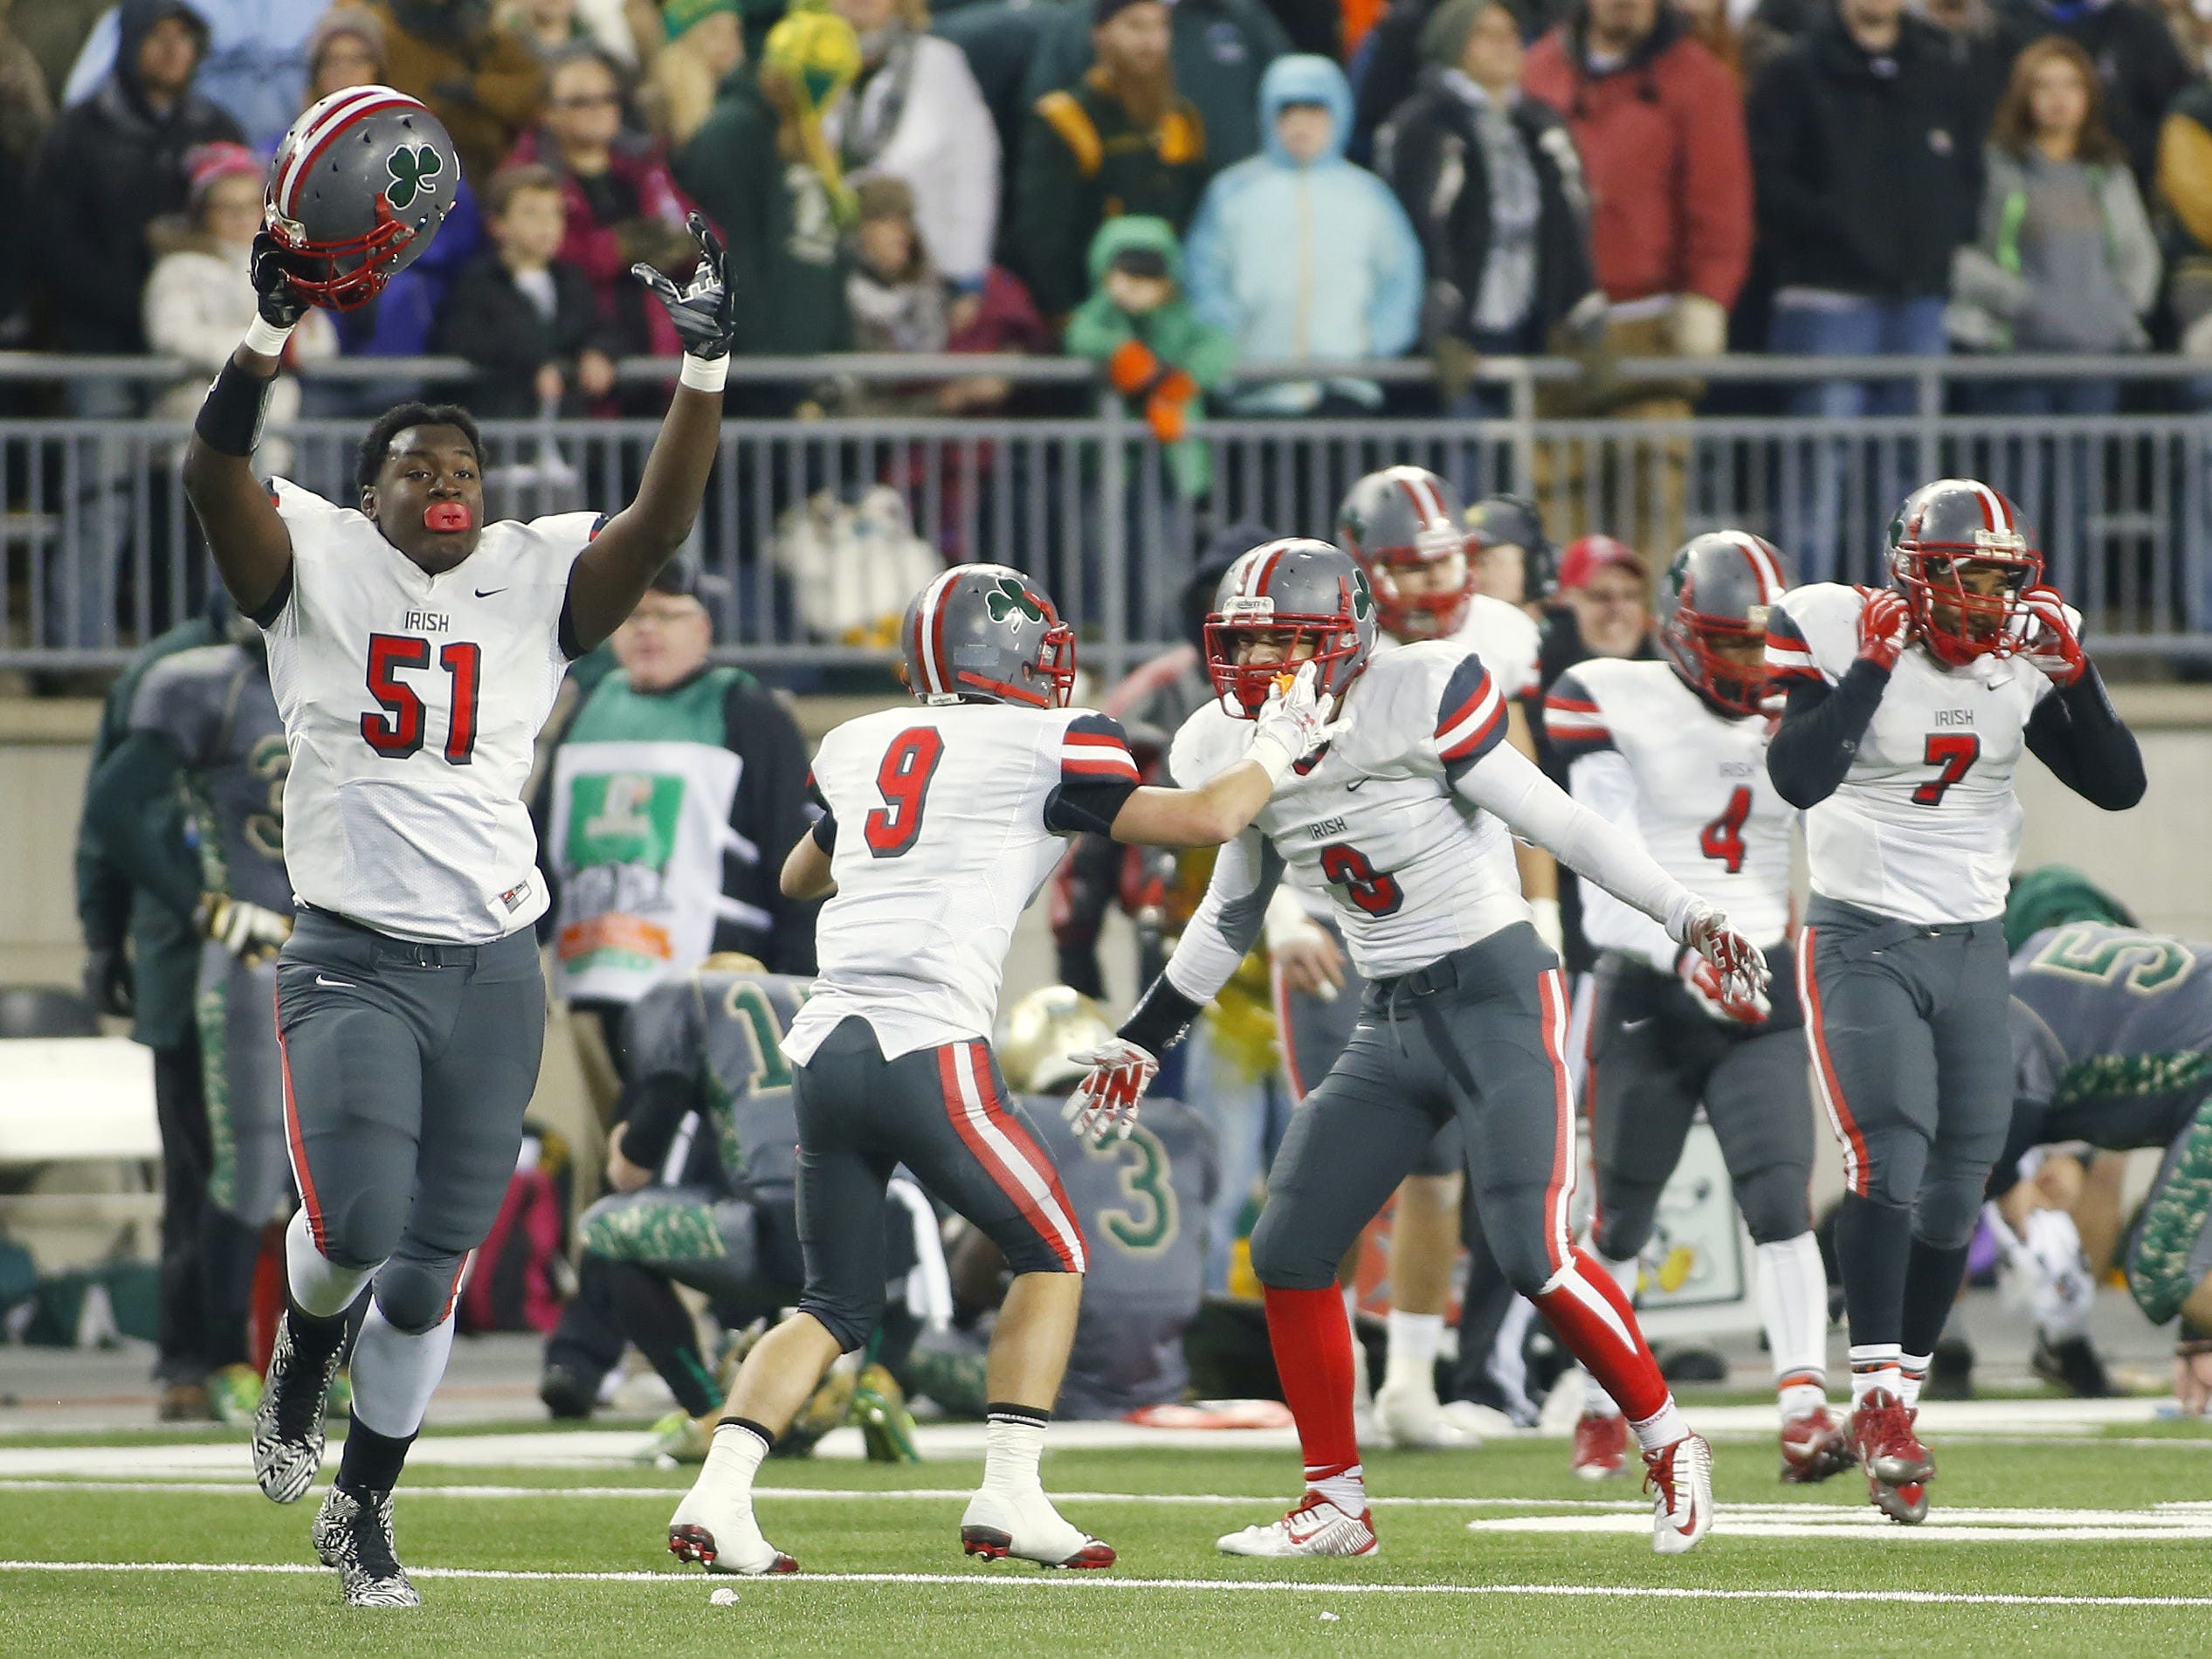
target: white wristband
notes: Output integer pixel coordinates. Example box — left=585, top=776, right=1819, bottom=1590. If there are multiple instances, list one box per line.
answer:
left=243, top=315, right=294, bottom=359
left=679, top=353, right=728, bottom=392
left=1246, top=731, right=1296, bottom=785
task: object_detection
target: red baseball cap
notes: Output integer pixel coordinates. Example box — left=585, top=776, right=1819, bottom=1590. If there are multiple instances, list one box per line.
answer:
left=1556, top=534, right=1647, bottom=591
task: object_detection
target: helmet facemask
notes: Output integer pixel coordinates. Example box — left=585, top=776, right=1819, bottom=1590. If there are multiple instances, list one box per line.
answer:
left=1892, top=539, right=2040, bottom=666
left=1364, top=522, right=1473, bottom=641
left=1205, top=595, right=1367, bottom=719
left=1664, top=609, right=1772, bottom=716
left=265, top=195, right=419, bottom=311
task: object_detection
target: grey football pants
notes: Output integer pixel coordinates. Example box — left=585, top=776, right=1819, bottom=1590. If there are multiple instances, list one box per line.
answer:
left=273, top=910, right=545, bottom=1333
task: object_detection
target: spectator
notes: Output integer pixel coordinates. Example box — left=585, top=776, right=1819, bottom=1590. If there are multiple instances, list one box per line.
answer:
left=498, top=0, right=591, bottom=58
left=1994, top=0, right=2189, bottom=183
left=1748, top=0, right=1982, bottom=578
left=1011, top=0, right=1209, bottom=321
left=31, top=0, right=242, bottom=376
left=823, top=0, right=1001, bottom=292
left=373, top=0, right=547, bottom=186
left=1066, top=214, right=1236, bottom=495
left=1375, top=0, right=1602, bottom=413
left=60, top=0, right=317, bottom=155
left=674, top=8, right=859, bottom=363
left=305, top=5, right=387, bottom=103
left=143, top=141, right=334, bottom=466
left=1916, top=0, right=2009, bottom=123
left=18, top=1, right=111, bottom=95
left=645, top=0, right=742, bottom=146
left=507, top=44, right=694, bottom=359
left=1521, top=0, right=1749, bottom=550
left=1022, top=0, right=1289, bottom=170
left=434, top=162, right=621, bottom=416
left=1183, top=53, right=1422, bottom=414
left=1952, top=36, right=2157, bottom=410
left=542, top=554, right=818, bottom=1084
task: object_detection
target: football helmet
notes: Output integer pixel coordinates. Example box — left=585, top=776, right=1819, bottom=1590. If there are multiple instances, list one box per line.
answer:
left=900, top=565, right=1076, bottom=709
left=999, top=986, right=1118, bottom=1095
left=1466, top=493, right=1557, bottom=601
left=1336, top=465, right=1472, bottom=640
left=265, top=86, right=461, bottom=311
left=1660, top=531, right=1789, bottom=717
left=1204, top=539, right=1377, bottom=718
left=1887, top=478, right=2041, bottom=665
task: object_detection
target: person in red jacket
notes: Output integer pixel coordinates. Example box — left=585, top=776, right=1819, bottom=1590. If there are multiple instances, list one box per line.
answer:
left=1522, top=0, right=1751, bottom=554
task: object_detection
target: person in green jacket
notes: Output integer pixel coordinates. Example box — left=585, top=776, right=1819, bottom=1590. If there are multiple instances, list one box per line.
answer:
left=1064, top=214, right=1234, bottom=498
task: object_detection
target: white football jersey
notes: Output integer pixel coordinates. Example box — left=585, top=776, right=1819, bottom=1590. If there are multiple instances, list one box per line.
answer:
left=1170, top=641, right=1524, bottom=979
left=786, top=700, right=1141, bottom=1064
left=1766, top=582, right=2060, bottom=925
left=261, top=479, right=597, bottom=942
left=1546, top=657, right=1794, bottom=971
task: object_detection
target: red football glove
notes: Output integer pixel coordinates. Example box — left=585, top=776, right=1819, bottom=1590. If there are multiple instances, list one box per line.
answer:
left=1678, top=947, right=1770, bottom=1025
left=1856, top=588, right=1912, bottom=672
left=2019, top=585, right=2085, bottom=687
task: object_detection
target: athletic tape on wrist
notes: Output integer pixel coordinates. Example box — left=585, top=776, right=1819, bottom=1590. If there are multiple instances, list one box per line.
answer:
left=679, top=353, right=729, bottom=392
left=1246, top=731, right=1296, bottom=784
left=243, top=315, right=295, bottom=359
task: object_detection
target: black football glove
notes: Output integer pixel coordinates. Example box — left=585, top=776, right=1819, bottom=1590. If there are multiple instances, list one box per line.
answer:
left=632, top=212, right=735, bottom=361
left=81, top=942, right=134, bottom=1020
left=250, top=231, right=309, bottom=330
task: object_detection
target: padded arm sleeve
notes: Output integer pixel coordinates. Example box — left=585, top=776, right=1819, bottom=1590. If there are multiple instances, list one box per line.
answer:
left=1766, top=661, right=1890, bottom=809
left=2023, top=664, right=2147, bottom=810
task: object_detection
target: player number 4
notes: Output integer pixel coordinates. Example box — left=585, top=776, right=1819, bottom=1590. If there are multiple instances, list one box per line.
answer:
left=1912, top=733, right=1981, bottom=807
left=362, top=633, right=481, bottom=765
left=1698, top=785, right=1752, bottom=873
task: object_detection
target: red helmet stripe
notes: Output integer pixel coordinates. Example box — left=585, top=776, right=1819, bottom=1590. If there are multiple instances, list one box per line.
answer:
left=275, top=86, right=396, bottom=210
left=1724, top=532, right=1784, bottom=602
left=1251, top=540, right=1287, bottom=596
left=1969, top=479, right=2009, bottom=533
left=913, top=568, right=961, bottom=696
left=275, top=88, right=428, bottom=219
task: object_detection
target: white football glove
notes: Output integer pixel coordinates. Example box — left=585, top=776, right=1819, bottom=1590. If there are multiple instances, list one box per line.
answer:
left=1677, top=947, right=1769, bottom=1024
left=1063, top=1037, right=1161, bottom=1146
left=1248, top=662, right=1353, bottom=781
left=197, top=893, right=293, bottom=967
left=1672, top=901, right=1769, bottom=1011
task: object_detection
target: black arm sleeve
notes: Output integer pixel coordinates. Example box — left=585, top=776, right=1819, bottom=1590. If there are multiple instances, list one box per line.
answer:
left=1119, top=974, right=1209, bottom=1059
left=1765, top=661, right=1892, bottom=809
left=612, top=1070, right=697, bottom=1171
left=81, top=732, right=202, bottom=925
left=2022, top=665, right=2147, bottom=810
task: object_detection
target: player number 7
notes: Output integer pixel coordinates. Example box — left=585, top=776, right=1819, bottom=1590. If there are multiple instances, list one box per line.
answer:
left=1912, top=733, right=1981, bottom=807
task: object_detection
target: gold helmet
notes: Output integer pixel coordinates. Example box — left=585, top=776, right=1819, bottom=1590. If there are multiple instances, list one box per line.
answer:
left=699, top=952, right=768, bottom=974
left=998, top=986, right=1116, bottom=1095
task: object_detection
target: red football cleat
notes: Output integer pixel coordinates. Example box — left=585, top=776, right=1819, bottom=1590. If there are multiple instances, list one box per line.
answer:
left=1850, top=1389, right=1935, bottom=1522
left=1778, top=1406, right=1854, bottom=1483
left=1572, top=1410, right=1632, bottom=1481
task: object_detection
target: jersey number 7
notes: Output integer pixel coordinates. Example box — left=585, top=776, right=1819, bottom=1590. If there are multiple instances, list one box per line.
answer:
left=362, top=633, right=481, bottom=765
left=1912, top=733, right=1981, bottom=807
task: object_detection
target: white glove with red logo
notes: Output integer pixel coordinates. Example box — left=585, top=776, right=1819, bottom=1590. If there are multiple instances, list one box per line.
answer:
left=1248, top=662, right=1351, bottom=782
left=1672, top=902, right=1770, bottom=1014
left=2018, top=585, right=2085, bottom=687
left=1678, top=946, right=1770, bottom=1024
left=1065, top=1037, right=1161, bottom=1146
left=1856, top=588, right=1912, bottom=672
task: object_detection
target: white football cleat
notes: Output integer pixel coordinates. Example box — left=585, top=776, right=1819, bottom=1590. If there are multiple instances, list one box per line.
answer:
left=667, top=1478, right=797, bottom=1575
left=960, top=1486, right=1114, bottom=1568
left=1216, top=1491, right=1379, bottom=1558
left=1645, top=1432, right=1714, bottom=1556
left=1375, top=1379, right=1478, bottom=1449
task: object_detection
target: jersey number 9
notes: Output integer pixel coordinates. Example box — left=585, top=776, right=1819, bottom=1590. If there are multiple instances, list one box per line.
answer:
left=865, top=727, right=947, bottom=857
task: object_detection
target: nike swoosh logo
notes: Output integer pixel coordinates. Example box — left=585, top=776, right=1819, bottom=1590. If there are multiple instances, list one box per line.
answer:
left=474, top=587, right=507, bottom=598
left=315, top=975, right=355, bottom=988
left=1622, top=1017, right=1654, bottom=1032
left=1346, top=776, right=1368, bottom=791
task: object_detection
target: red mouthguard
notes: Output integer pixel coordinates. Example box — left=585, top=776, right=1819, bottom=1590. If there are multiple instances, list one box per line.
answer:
left=424, top=502, right=473, bottom=533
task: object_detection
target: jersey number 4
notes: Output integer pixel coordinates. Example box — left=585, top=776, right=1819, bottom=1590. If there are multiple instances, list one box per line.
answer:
left=362, top=633, right=481, bottom=765
left=1698, top=786, right=1753, bottom=873
left=1912, top=733, right=1981, bottom=807
left=1320, top=843, right=1404, bottom=918
left=865, top=727, right=946, bottom=857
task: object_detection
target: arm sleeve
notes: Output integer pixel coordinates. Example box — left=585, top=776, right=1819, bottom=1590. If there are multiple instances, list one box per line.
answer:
left=1451, top=739, right=1698, bottom=940
left=2022, top=664, right=2147, bottom=810
left=1120, top=825, right=1284, bottom=1055
left=1042, top=713, right=1142, bottom=837
left=1765, top=664, right=1891, bottom=809
left=610, top=1071, right=696, bottom=1171
left=80, top=732, right=202, bottom=924
left=1568, top=749, right=1678, bottom=975
left=613, top=981, right=706, bottom=1166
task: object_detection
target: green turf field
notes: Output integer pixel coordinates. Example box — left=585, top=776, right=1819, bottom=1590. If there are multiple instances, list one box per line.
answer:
left=6, top=1425, right=2212, bottom=1657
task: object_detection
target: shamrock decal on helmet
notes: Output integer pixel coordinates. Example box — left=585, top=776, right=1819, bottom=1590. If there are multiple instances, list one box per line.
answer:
left=1350, top=568, right=1375, bottom=621
left=385, top=144, right=444, bottom=211
left=985, top=577, right=1045, bottom=628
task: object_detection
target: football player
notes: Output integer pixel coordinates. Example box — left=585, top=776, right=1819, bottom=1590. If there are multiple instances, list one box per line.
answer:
left=1071, top=539, right=1768, bottom=1559
left=1764, top=480, right=2145, bottom=1524
left=664, top=564, right=1341, bottom=1576
left=1545, top=532, right=1843, bottom=1483
left=182, top=91, right=739, bottom=1607
left=80, top=603, right=296, bottom=1424
left=1268, top=465, right=1557, bottom=1449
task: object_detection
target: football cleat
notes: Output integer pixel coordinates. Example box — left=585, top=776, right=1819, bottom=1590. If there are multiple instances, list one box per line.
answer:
left=1644, top=1433, right=1714, bottom=1556
left=208, top=1363, right=264, bottom=1426
left=960, top=1486, right=1115, bottom=1568
left=313, top=1485, right=420, bottom=1607
left=1216, top=1492, right=1379, bottom=1558
left=667, top=1478, right=798, bottom=1575
left=854, top=1363, right=921, bottom=1463
left=1778, top=1407, right=1854, bottom=1483
left=253, top=1311, right=342, bottom=1504
left=1440, top=1398, right=1526, bottom=1440
left=1571, top=1409, right=1631, bottom=1480
left=1850, top=1389, right=1934, bottom=1486
left=159, top=1380, right=213, bottom=1422
left=2032, top=1332, right=2115, bottom=1399
left=1871, top=1476, right=1930, bottom=1525
left=637, top=1409, right=714, bottom=1466
left=538, top=1362, right=599, bottom=1421
left=1375, top=1378, right=1478, bottom=1449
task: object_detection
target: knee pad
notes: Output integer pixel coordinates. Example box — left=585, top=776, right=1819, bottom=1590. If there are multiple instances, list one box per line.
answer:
left=796, top=1291, right=884, bottom=1355
left=1855, top=1123, right=1931, bottom=1212
left=374, top=1254, right=465, bottom=1335
left=314, top=1184, right=410, bottom=1275
left=1591, top=1179, right=1664, bottom=1263
left=1733, top=1165, right=1813, bottom=1247
left=1248, top=1204, right=1339, bottom=1291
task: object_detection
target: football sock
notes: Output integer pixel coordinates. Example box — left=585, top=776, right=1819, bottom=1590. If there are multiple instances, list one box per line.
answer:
left=702, top=1420, right=772, bottom=1497
left=608, top=1264, right=720, bottom=1418
left=284, top=1208, right=374, bottom=1321
left=280, top=1295, right=351, bottom=1380
left=1898, top=1353, right=1932, bottom=1410
left=1262, top=1284, right=1364, bottom=1511
left=350, top=1301, right=456, bottom=1439
left=334, top=1414, right=414, bottom=1496
left=1899, top=1237, right=1973, bottom=1362
left=1849, top=1342, right=1904, bottom=1407
left=982, top=1403, right=1051, bottom=1497
left=1833, top=1193, right=1912, bottom=1350
left=1755, top=1232, right=1830, bottom=1417
left=1382, top=1310, right=1444, bottom=1394
left=1572, top=1250, right=1640, bottom=1417
left=1533, top=1249, right=1666, bottom=1422
left=1629, top=1398, right=1690, bottom=1457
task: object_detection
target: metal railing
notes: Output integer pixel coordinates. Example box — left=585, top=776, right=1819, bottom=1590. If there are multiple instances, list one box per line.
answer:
left=4, top=350, right=2210, bottom=675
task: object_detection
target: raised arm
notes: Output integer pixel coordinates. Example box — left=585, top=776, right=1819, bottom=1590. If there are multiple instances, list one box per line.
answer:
left=1764, top=590, right=1906, bottom=810
left=1104, top=664, right=1347, bottom=847
left=2016, top=589, right=2146, bottom=811
left=562, top=215, right=734, bottom=654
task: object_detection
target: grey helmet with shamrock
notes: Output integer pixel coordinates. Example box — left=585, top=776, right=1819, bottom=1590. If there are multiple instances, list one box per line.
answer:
left=899, top=565, right=1077, bottom=709
left=264, top=86, right=461, bottom=310
left=1204, top=538, right=1377, bottom=717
